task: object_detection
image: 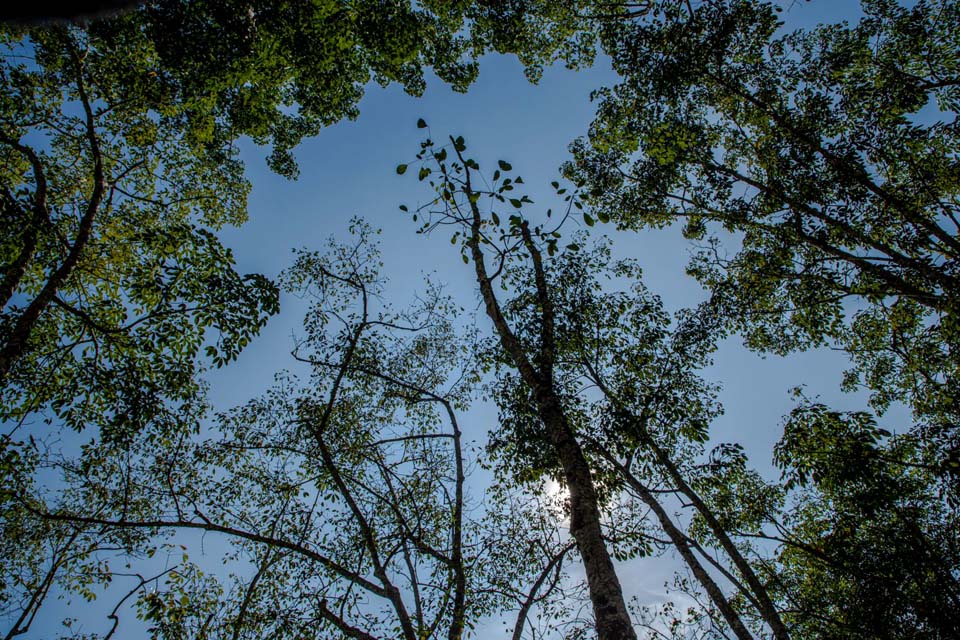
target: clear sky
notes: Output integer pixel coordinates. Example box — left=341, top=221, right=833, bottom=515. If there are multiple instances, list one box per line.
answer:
left=27, top=1, right=915, bottom=637
left=207, top=0, right=907, bottom=634
left=201, top=0, right=906, bottom=633
left=210, top=0, right=894, bottom=475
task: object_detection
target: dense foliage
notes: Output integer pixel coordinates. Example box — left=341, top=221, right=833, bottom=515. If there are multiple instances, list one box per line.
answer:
left=568, top=0, right=960, bottom=471
left=563, top=2, right=960, bottom=635
left=0, top=24, right=278, bottom=444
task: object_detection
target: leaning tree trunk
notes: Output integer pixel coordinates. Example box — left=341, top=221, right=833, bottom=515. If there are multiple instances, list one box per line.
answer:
left=537, top=393, right=639, bottom=639
left=461, top=179, right=637, bottom=638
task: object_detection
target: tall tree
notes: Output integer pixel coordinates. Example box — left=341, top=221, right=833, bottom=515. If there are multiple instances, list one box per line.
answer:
left=0, top=4, right=599, bottom=636
left=402, top=130, right=797, bottom=639
left=404, top=134, right=639, bottom=639
left=560, top=3, right=960, bottom=635
left=0, top=0, right=602, bottom=440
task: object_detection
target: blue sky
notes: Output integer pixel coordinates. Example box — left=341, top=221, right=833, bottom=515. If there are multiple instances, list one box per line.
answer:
left=23, top=1, right=918, bottom=637
left=211, top=0, right=897, bottom=474
left=205, top=0, right=909, bottom=632
left=199, top=1, right=908, bottom=632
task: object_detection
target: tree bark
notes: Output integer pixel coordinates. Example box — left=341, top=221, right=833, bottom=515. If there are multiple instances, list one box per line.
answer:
left=537, top=395, right=638, bottom=640
left=639, top=429, right=790, bottom=640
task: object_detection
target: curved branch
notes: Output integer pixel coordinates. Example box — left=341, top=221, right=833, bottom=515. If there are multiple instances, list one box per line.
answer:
left=511, top=541, right=577, bottom=640
left=0, top=136, right=49, bottom=309
left=31, top=509, right=390, bottom=600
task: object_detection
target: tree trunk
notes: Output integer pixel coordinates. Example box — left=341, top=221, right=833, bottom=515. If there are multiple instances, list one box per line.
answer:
left=538, top=394, right=638, bottom=640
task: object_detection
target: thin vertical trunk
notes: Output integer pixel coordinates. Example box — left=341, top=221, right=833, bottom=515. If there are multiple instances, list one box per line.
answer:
left=640, top=429, right=790, bottom=640
left=445, top=400, right=467, bottom=640
left=537, top=396, right=638, bottom=640
left=585, top=358, right=789, bottom=640
left=618, top=468, right=755, bottom=640
left=512, top=542, right=575, bottom=640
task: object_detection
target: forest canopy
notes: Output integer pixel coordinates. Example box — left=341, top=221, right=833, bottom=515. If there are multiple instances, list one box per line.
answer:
left=2, top=1, right=958, bottom=639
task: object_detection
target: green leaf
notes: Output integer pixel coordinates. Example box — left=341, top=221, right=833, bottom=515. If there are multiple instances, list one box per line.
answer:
left=396, top=164, right=408, bottom=175
left=417, top=118, right=427, bottom=128
left=498, top=160, right=512, bottom=171
left=583, top=213, right=595, bottom=226
left=510, top=198, right=523, bottom=208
